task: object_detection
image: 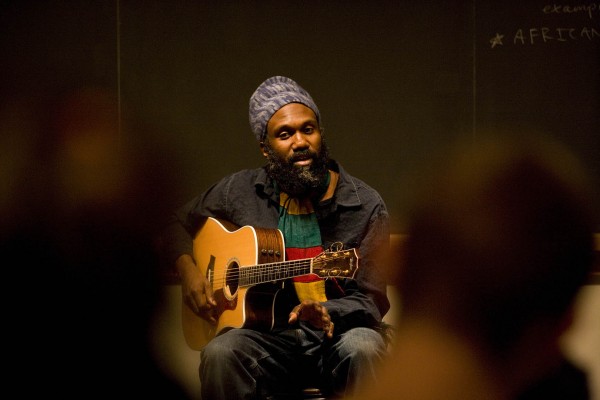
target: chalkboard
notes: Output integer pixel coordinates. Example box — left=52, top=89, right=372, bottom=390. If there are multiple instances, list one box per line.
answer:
left=469, top=1, right=600, bottom=277
left=474, top=2, right=600, bottom=207
left=116, top=0, right=600, bottom=232
left=1, top=1, right=598, bottom=231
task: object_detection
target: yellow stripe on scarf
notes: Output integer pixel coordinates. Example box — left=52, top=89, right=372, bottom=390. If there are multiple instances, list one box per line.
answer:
left=293, top=280, right=327, bottom=302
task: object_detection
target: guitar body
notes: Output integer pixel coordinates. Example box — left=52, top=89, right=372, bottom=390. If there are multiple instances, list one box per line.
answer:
left=181, top=216, right=359, bottom=350
left=182, top=217, right=285, bottom=350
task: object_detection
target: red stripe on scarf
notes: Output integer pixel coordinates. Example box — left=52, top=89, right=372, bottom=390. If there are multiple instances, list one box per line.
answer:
left=287, top=246, right=323, bottom=282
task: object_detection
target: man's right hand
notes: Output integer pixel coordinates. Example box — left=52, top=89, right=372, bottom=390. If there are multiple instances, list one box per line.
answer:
left=175, top=254, right=218, bottom=324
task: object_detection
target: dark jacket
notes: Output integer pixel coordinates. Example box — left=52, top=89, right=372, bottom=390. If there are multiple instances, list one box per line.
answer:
left=162, top=160, right=390, bottom=333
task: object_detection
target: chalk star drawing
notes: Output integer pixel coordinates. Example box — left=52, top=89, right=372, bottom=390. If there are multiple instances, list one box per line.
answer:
left=490, top=33, right=504, bottom=48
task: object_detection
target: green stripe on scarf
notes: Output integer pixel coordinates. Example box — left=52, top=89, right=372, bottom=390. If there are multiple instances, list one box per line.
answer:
left=276, top=173, right=330, bottom=302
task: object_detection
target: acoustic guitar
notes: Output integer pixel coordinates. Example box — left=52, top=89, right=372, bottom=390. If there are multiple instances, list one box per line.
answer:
left=182, top=217, right=359, bottom=350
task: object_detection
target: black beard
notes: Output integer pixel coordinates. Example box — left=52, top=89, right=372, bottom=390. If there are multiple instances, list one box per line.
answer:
left=264, top=140, right=330, bottom=198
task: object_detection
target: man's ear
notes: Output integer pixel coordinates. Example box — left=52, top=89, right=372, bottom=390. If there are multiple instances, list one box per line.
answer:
left=259, top=141, right=268, bottom=158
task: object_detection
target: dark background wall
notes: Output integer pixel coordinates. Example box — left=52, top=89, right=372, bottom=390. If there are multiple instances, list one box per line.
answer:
left=2, top=0, right=599, bottom=232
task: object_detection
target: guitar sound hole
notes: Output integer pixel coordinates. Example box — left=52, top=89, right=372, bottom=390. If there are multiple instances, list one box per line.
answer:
left=223, top=260, right=240, bottom=300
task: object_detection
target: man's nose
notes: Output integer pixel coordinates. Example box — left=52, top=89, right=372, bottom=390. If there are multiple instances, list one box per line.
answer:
left=292, top=131, right=308, bottom=148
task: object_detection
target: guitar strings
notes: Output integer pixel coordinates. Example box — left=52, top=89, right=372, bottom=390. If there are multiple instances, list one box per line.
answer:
left=206, top=258, right=354, bottom=287
left=204, top=248, right=355, bottom=287
left=208, top=258, right=317, bottom=287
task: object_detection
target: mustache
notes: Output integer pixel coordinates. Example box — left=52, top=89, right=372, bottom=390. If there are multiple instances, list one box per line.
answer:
left=288, top=150, right=316, bottom=163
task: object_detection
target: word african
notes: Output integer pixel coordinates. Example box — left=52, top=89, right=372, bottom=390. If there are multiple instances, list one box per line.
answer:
left=513, top=26, right=599, bottom=44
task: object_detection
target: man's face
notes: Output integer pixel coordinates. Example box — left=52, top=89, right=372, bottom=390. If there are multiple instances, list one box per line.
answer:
left=261, top=103, right=329, bottom=197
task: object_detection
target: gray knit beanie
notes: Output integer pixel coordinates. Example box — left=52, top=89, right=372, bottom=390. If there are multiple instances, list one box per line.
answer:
left=249, top=76, right=320, bottom=142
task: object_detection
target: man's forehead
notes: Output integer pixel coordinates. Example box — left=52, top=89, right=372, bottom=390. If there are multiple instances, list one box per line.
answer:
left=268, top=103, right=318, bottom=128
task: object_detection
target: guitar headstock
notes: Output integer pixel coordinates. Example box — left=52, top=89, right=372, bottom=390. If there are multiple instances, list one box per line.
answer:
left=312, top=247, right=359, bottom=279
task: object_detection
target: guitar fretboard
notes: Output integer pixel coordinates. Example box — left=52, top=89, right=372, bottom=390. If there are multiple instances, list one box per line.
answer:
left=239, top=259, right=313, bottom=286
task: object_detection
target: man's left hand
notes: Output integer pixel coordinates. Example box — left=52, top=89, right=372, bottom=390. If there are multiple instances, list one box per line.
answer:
left=288, top=300, right=334, bottom=339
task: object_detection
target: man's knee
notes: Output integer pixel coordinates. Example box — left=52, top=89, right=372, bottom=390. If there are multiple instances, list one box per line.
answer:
left=340, top=327, right=386, bottom=355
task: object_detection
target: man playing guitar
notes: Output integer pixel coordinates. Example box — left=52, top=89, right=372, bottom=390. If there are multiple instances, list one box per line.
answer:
left=162, top=76, right=390, bottom=399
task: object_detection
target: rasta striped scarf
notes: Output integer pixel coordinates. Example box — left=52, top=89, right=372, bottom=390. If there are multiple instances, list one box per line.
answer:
left=277, top=172, right=331, bottom=302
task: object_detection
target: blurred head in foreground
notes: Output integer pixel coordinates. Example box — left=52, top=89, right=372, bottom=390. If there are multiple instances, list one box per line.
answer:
left=1, top=87, right=188, bottom=397
left=396, top=133, right=596, bottom=398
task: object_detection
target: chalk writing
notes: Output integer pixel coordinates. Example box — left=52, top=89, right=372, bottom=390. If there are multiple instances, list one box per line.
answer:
left=490, top=33, right=505, bottom=48
left=542, top=3, right=600, bottom=19
left=514, top=26, right=600, bottom=43
left=489, top=26, right=599, bottom=47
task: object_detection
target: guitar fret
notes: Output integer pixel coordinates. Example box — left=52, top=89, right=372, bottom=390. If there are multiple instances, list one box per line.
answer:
left=240, top=259, right=314, bottom=286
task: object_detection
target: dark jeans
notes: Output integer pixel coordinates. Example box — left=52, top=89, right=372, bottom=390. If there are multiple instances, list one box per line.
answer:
left=199, top=326, right=386, bottom=399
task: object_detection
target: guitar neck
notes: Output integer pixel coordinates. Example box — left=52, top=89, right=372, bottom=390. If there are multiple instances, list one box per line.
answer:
left=239, top=259, right=312, bottom=286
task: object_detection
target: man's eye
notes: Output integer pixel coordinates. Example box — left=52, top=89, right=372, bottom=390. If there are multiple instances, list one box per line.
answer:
left=278, top=131, right=291, bottom=139
left=304, top=127, right=314, bottom=134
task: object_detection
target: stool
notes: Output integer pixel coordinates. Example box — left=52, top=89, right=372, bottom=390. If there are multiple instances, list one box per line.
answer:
left=267, top=387, right=328, bottom=399
left=302, top=387, right=327, bottom=399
